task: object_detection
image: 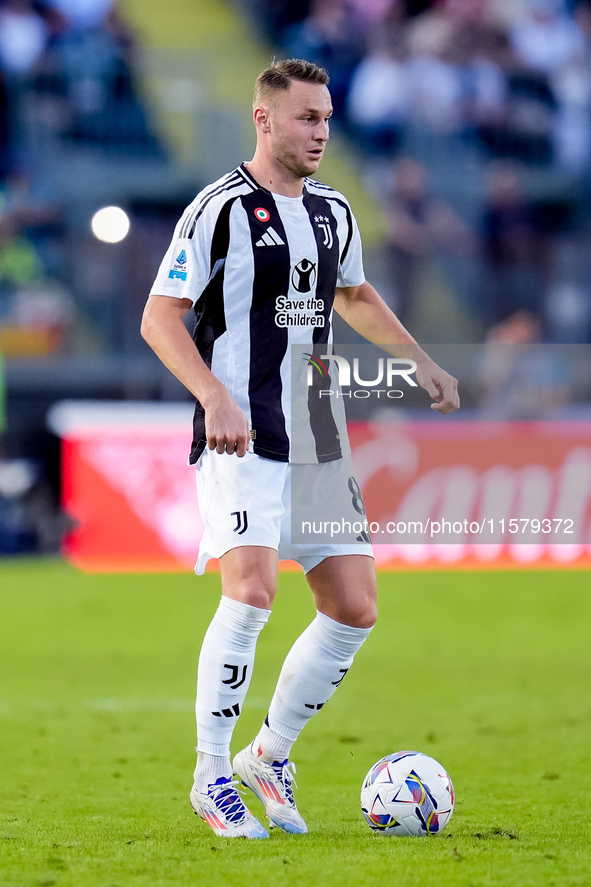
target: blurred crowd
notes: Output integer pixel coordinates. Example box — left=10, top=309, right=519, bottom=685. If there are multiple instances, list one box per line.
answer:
left=252, top=0, right=591, bottom=171
left=382, top=153, right=584, bottom=337
left=0, top=0, right=163, bottom=363
left=0, top=0, right=163, bottom=552
left=0, top=0, right=589, bottom=357
left=0, top=0, right=590, bottom=365
left=248, top=0, right=591, bottom=342
left=0, top=0, right=159, bottom=172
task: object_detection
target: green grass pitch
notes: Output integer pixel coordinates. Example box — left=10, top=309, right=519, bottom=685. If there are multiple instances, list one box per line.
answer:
left=1, top=560, right=590, bottom=887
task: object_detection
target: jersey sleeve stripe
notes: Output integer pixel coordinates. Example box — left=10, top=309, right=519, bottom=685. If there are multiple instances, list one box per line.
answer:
left=178, top=171, right=238, bottom=238
left=179, top=171, right=242, bottom=238
left=187, top=179, right=250, bottom=239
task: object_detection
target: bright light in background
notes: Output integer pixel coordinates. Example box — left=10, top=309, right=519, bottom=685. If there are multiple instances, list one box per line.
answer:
left=91, top=206, right=130, bottom=243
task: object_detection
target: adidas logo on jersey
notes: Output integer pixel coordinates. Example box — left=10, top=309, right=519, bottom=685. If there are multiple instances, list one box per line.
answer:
left=255, top=227, right=285, bottom=247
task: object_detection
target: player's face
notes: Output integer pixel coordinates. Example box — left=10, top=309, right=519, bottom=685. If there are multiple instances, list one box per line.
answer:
left=267, top=81, right=332, bottom=179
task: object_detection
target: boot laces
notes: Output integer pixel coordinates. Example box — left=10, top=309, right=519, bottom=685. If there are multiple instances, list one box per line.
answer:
left=271, top=760, right=298, bottom=807
left=208, top=778, right=248, bottom=825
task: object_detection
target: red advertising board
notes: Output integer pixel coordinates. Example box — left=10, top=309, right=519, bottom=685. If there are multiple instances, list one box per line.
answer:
left=50, top=404, right=591, bottom=571
left=348, top=421, right=591, bottom=569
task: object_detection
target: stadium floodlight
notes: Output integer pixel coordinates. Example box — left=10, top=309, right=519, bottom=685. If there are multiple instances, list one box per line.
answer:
left=91, top=206, right=130, bottom=243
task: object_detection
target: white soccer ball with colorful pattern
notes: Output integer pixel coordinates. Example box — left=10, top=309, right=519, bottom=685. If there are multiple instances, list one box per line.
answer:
left=360, top=751, right=454, bottom=836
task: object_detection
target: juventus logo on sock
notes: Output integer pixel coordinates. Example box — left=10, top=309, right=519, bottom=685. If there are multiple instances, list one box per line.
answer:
left=211, top=663, right=248, bottom=716
left=304, top=669, right=348, bottom=710
left=222, top=663, right=247, bottom=690
left=331, top=668, right=349, bottom=687
left=231, top=510, right=248, bottom=534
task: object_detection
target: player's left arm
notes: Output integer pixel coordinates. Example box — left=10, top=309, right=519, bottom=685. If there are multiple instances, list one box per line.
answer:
left=334, top=280, right=460, bottom=414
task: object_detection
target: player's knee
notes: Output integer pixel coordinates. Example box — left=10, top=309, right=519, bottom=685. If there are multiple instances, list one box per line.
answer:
left=244, top=588, right=276, bottom=610
left=353, top=602, right=378, bottom=629
left=224, top=584, right=276, bottom=611
left=350, top=581, right=378, bottom=628
left=335, top=597, right=377, bottom=629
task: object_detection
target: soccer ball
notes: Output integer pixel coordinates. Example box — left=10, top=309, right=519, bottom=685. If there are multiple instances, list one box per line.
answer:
left=360, top=751, right=454, bottom=836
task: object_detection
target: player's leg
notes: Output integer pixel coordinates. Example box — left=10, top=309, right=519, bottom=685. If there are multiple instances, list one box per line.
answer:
left=191, top=545, right=278, bottom=838
left=306, top=552, right=377, bottom=627
left=252, top=554, right=376, bottom=758
left=190, top=450, right=285, bottom=837
left=234, top=554, right=376, bottom=833
left=195, top=546, right=277, bottom=777
left=195, top=546, right=278, bottom=778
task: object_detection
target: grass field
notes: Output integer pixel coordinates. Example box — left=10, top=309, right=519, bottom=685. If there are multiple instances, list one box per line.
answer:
left=1, top=560, right=590, bottom=887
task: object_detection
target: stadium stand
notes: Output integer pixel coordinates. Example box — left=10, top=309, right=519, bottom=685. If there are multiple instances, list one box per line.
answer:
left=243, top=0, right=591, bottom=342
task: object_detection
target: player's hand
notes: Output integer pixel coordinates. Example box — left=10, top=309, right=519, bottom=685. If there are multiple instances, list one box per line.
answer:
left=204, top=392, right=251, bottom=457
left=415, top=358, right=460, bottom=415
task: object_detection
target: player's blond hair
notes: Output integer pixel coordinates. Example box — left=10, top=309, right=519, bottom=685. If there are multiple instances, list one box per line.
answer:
left=253, top=59, right=330, bottom=107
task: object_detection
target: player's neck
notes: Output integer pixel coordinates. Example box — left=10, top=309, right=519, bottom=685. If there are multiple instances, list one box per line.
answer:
left=244, top=157, right=304, bottom=198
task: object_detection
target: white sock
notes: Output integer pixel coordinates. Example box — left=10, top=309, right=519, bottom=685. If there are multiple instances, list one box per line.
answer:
left=251, top=718, right=292, bottom=763
left=253, top=611, right=373, bottom=760
left=193, top=752, right=231, bottom=792
left=194, top=596, right=270, bottom=785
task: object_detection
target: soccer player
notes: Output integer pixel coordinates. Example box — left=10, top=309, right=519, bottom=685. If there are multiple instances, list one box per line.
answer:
left=141, top=59, right=459, bottom=839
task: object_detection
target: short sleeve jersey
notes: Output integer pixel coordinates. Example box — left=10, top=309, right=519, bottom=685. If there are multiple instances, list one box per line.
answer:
left=150, top=163, right=365, bottom=464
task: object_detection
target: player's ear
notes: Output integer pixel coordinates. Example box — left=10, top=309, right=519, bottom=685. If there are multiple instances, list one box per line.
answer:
left=254, top=106, right=271, bottom=133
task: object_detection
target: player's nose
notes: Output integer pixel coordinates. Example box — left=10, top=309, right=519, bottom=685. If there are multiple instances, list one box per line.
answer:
left=315, top=120, right=329, bottom=141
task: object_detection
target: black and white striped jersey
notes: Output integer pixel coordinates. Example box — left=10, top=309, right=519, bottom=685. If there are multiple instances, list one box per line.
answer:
left=150, top=163, right=365, bottom=464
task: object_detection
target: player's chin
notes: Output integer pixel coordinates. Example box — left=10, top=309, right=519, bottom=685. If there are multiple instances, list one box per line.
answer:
left=304, top=153, right=323, bottom=173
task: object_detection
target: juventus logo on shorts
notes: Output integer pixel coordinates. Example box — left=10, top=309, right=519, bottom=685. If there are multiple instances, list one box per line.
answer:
left=231, top=510, right=248, bottom=534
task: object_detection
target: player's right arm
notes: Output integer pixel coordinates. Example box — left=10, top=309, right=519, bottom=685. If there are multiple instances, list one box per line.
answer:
left=141, top=294, right=251, bottom=456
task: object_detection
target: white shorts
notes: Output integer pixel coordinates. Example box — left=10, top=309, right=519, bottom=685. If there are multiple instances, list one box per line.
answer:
left=194, top=449, right=374, bottom=575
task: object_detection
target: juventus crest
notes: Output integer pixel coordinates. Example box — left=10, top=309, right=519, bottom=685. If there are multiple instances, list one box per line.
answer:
left=314, top=215, right=333, bottom=249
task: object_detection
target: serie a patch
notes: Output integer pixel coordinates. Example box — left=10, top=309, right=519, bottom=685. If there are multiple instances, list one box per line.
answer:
left=169, top=248, right=188, bottom=281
